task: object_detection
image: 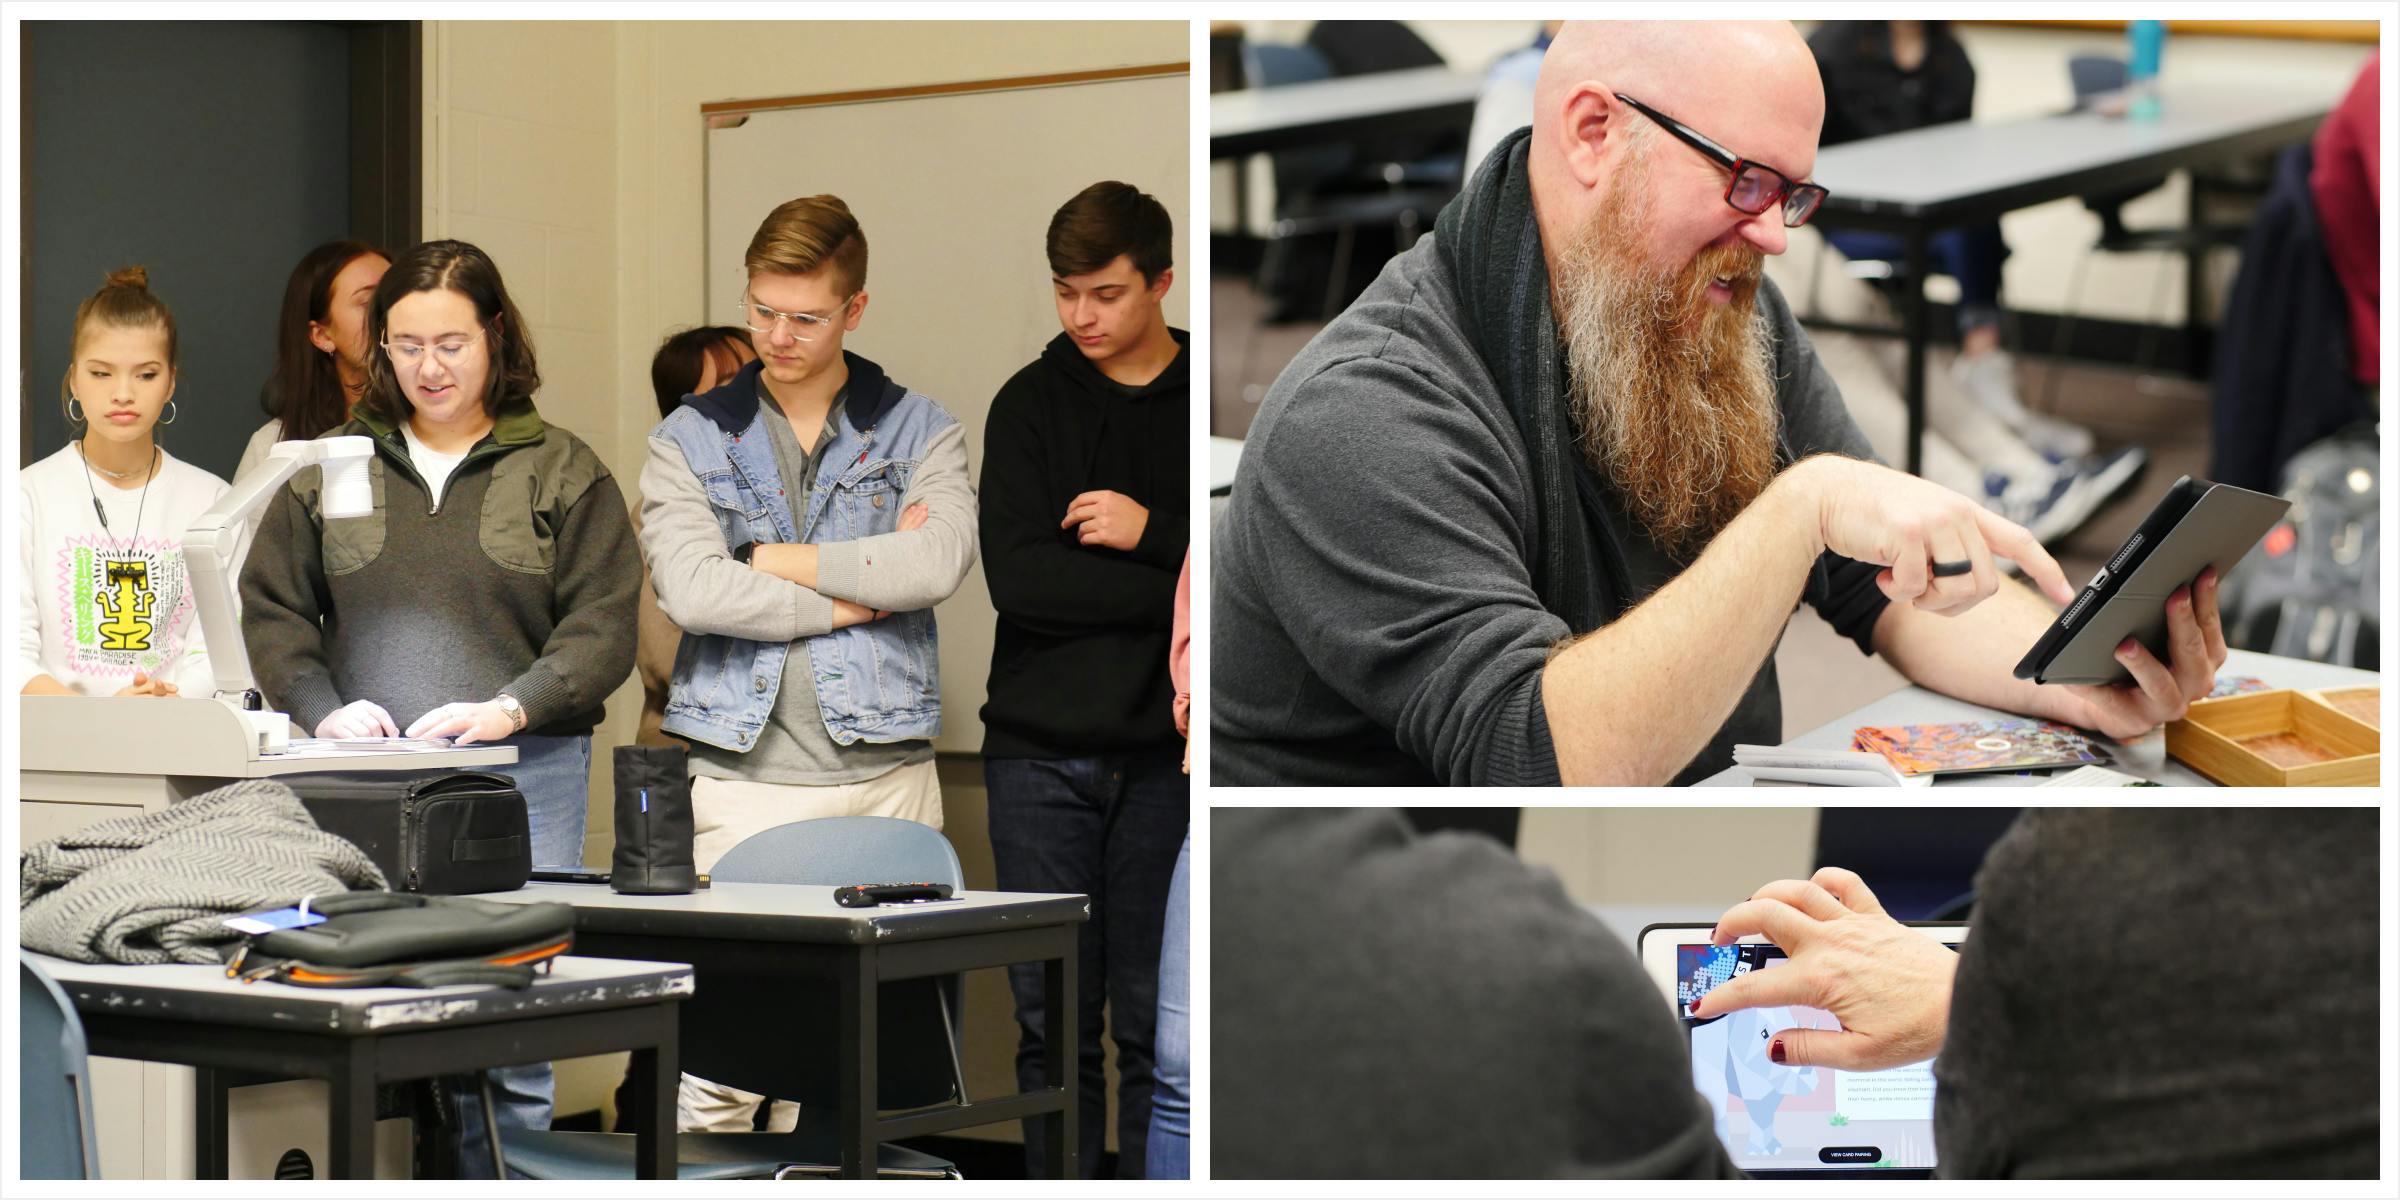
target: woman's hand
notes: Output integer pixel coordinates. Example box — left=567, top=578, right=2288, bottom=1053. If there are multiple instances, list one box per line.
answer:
left=406, top=700, right=515, bottom=745
left=1686, top=867, right=1958, bottom=1072
left=115, top=670, right=179, bottom=698
left=316, top=699, right=400, bottom=738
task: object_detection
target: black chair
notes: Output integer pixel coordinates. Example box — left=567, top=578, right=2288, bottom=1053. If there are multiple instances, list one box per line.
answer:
left=2042, top=54, right=2258, bottom=404
left=1812, top=809, right=2021, bottom=921
left=500, top=816, right=969, bottom=1180
left=1245, top=24, right=1466, bottom=322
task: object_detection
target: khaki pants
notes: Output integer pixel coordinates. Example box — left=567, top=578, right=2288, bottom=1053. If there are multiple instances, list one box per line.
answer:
left=676, top=758, right=943, bottom=1134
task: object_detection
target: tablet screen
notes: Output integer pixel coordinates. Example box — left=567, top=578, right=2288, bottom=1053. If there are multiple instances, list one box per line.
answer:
left=1678, top=942, right=1956, bottom=1174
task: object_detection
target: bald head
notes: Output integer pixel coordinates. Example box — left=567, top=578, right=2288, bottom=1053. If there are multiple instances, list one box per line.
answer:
left=1529, top=21, right=1824, bottom=271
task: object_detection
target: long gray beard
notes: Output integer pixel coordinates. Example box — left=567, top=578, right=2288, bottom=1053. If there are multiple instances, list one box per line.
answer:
left=1553, top=199, right=1781, bottom=558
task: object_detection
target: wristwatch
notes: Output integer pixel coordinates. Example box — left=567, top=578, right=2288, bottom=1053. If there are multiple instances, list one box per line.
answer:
left=494, top=693, right=527, bottom=732
left=732, top=540, right=757, bottom=565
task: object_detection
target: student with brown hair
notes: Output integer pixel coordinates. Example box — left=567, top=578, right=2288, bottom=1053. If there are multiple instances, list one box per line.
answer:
left=633, top=324, right=758, bottom=747
left=20, top=267, right=236, bottom=699
left=235, top=240, right=391, bottom=482
left=638, top=194, right=976, bottom=1131
left=241, top=239, right=639, bottom=1174
left=979, top=180, right=1189, bottom=1178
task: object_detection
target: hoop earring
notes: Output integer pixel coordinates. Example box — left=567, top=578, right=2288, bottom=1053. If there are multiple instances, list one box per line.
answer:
left=159, top=401, right=178, bottom=426
left=66, top=397, right=86, bottom=424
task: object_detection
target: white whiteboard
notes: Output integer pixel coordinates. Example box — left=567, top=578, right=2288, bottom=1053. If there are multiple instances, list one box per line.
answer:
left=705, top=69, right=1190, bottom=754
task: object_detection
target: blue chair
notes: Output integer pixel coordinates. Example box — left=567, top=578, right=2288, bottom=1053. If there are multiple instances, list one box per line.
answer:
left=20, top=957, right=103, bottom=1179
left=502, top=816, right=967, bottom=1180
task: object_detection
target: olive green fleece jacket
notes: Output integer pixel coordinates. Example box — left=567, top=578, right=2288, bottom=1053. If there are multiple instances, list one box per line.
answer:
left=240, top=396, right=639, bottom=737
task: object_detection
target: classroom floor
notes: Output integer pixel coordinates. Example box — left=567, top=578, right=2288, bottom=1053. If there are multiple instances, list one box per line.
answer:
left=1210, top=273, right=2216, bottom=737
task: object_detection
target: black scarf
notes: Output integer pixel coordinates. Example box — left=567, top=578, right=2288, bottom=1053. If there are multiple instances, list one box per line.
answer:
left=1433, top=129, right=1630, bottom=634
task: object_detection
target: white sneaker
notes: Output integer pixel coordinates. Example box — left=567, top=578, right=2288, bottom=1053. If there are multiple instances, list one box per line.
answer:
left=1953, top=351, right=2096, bottom=460
left=1983, top=446, right=2151, bottom=547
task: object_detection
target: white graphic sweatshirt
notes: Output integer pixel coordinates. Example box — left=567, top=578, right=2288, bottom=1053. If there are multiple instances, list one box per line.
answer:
left=17, top=443, right=240, bottom=696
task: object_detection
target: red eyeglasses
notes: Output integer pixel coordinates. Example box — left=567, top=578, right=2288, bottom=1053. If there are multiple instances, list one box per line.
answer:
left=1614, top=93, right=1829, bottom=228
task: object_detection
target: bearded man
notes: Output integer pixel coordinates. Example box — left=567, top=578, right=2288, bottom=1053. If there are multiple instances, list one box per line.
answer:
left=1211, top=20, right=2229, bottom=786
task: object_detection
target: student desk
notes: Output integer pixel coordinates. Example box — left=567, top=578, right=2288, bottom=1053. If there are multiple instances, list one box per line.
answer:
left=483, top=881, right=1091, bottom=1179
left=26, top=953, right=690, bottom=1180
left=1696, top=647, right=2376, bottom=786
left=1210, top=435, right=1245, bottom=496
left=1209, top=65, right=1481, bottom=234
left=1806, top=85, right=2336, bottom=476
left=1210, top=65, right=1481, bottom=160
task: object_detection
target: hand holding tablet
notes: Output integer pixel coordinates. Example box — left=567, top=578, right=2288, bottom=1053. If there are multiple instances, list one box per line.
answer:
left=2014, top=476, right=2281, bottom=736
left=1685, top=867, right=1958, bottom=1074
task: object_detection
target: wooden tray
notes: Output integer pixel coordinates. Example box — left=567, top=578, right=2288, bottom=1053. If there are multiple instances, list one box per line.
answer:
left=2165, top=689, right=2379, bottom=786
left=2312, top=686, right=2381, bottom=730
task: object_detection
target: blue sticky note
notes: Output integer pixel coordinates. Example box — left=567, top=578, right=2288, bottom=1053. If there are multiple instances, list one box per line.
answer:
left=222, top=907, right=330, bottom=936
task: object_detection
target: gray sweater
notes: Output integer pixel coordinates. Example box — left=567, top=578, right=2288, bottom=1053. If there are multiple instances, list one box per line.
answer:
left=1210, top=239, right=1890, bottom=786
left=1213, top=808, right=1739, bottom=1179
left=20, top=780, right=387, bottom=964
left=243, top=401, right=640, bottom=736
left=1934, top=808, right=2378, bottom=1177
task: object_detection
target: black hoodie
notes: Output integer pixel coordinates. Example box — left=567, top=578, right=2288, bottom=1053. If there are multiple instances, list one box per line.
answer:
left=979, top=329, right=1190, bottom=758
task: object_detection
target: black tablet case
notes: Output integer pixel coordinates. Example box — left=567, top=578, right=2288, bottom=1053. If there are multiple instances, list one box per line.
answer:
left=2013, top=477, right=2289, bottom=686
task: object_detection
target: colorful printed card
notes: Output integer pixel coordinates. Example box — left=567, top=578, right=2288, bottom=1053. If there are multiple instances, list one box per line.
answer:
left=1852, top=718, right=2108, bottom=777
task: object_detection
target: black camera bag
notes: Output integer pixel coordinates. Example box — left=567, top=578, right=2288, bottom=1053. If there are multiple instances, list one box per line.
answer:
left=284, top=770, right=530, bottom=894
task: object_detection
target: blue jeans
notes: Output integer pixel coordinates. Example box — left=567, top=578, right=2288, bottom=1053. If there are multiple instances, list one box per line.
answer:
left=985, top=749, right=1188, bottom=1179
left=1824, top=223, right=2011, bottom=335
left=1144, top=835, right=1191, bottom=1179
left=448, top=732, right=588, bottom=1176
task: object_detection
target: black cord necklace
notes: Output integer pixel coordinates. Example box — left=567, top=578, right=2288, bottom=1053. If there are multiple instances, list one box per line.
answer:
left=77, top=437, right=157, bottom=560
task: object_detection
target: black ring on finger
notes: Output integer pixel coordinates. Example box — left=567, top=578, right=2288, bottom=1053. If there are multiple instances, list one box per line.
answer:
left=1930, top=559, right=1974, bottom=577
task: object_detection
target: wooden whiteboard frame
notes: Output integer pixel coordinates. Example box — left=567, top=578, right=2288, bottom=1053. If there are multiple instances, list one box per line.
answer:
left=699, top=59, right=1189, bottom=317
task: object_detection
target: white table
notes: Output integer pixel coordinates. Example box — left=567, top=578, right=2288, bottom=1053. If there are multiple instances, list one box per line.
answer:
left=30, top=953, right=689, bottom=1180
left=17, top=694, right=519, bottom=1177
left=1210, top=435, right=1245, bottom=496
left=1209, top=65, right=1481, bottom=160
left=1695, top=648, right=2375, bottom=787
left=1806, top=84, right=2337, bottom=475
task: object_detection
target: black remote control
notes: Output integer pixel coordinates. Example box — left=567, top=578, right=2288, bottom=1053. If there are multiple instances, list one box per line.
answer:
left=834, top=882, right=954, bottom=907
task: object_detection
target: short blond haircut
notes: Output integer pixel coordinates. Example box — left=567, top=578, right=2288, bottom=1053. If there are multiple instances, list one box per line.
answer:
left=745, top=195, right=867, bottom=295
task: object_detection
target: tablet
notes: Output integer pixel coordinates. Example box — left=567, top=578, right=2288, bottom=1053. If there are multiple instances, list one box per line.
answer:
left=1638, top=922, right=1968, bottom=1179
left=2013, top=475, right=2288, bottom=686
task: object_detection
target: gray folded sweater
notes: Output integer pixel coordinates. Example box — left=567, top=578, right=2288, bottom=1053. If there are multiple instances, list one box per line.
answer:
left=20, top=780, right=388, bottom=964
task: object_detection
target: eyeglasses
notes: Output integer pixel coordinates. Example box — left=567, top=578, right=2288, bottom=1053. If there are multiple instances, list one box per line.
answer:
left=740, top=294, right=853, bottom=341
left=1613, top=94, right=1829, bottom=228
left=380, top=332, right=486, bottom=369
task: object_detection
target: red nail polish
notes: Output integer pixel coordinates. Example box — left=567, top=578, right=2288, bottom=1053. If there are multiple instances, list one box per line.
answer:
left=1769, top=1039, right=1786, bottom=1064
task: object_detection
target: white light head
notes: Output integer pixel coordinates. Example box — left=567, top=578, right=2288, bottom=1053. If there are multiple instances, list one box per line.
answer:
left=317, top=435, right=377, bottom=519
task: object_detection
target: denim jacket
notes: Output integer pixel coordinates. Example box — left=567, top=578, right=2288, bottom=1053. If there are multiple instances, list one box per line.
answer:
left=652, top=354, right=950, bottom=751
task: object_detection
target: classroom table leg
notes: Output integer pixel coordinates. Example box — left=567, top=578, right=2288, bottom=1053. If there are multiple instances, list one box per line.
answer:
left=837, top=944, right=880, bottom=1179
left=324, top=1043, right=377, bottom=1179
left=190, top=1067, right=230, bottom=1178
left=1043, top=932, right=1079, bottom=1180
left=1901, top=225, right=1930, bottom=477
left=2183, top=169, right=2208, bottom=376
left=628, top=1006, right=677, bottom=1180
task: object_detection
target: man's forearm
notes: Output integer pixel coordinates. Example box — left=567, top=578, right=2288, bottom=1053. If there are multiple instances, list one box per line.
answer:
left=1542, top=472, right=1826, bottom=785
left=751, top=542, right=821, bottom=590
left=1872, top=578, right=2085, bottom=724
